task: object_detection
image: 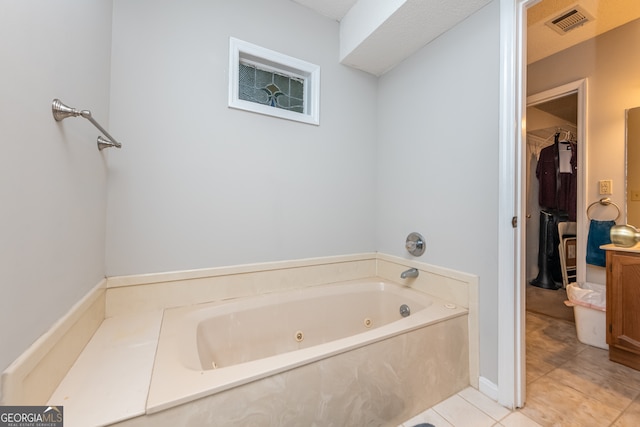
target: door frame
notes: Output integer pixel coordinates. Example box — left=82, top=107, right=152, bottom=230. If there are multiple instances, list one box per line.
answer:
left=497, top=0, right=540, bottom=409
left=527, top=79, right=588, bottom=284
left=499, top=0, right=589, bottom=409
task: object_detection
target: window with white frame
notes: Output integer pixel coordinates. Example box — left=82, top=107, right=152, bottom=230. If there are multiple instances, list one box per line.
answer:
left=228, top=37, right=320, bottom=125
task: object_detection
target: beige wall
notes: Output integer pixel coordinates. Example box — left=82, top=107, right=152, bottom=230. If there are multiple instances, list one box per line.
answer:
left=528, top=18, right=640, bottom=283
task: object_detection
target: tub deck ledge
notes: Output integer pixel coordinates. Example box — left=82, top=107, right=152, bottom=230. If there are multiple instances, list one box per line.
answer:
left=47, top=310, right=163, bottom=427
left=46, top=278, right=471, bottom=426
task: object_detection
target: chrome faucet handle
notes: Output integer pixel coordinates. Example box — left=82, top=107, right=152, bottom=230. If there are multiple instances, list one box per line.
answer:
left=405, top=232, right=425, bottom=256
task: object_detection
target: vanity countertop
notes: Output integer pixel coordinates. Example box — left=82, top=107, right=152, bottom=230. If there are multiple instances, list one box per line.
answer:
left=601, top=243, right=640, bottom=254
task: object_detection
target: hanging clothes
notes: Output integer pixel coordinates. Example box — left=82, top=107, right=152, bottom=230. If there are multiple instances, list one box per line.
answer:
left=530, top=209, right=567, bottom=289
left=536, top=133, right=577, bottom=221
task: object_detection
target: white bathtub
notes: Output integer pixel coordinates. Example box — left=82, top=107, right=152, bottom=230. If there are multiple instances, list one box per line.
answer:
left=142, top=279, right=469, bottom=425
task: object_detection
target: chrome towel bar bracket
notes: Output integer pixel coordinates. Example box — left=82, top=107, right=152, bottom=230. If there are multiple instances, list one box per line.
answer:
left=52, top=99, right=122, bottom=151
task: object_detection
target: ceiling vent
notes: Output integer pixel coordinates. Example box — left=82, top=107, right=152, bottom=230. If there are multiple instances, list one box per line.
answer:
left=545, top=5, right=594, bottom=35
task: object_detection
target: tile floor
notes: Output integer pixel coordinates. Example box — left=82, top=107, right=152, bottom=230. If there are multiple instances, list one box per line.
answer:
left=521, top=311, right=640, bottom=426
left=399, top=311, right=640, bottom=427
left=399, top=385, right=538, bottom=427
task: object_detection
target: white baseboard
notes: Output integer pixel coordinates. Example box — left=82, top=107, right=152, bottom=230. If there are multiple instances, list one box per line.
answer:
left=478, top=376, right=499, bottom=401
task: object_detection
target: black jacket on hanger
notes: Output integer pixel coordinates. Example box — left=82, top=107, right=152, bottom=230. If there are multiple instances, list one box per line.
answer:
left=536, top=133, right=577, bottom=221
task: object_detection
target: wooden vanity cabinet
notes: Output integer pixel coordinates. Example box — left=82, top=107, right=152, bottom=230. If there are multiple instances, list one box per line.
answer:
left=605, top=248, right=640, bottom=371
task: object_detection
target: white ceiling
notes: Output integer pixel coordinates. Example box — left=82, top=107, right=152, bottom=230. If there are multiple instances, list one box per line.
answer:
left=291, top=0, right=357, bottom=21
left=291, top=0, right=640, bottom=73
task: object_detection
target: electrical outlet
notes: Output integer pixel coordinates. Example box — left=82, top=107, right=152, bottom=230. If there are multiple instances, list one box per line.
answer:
left=599, top=180, right=613, bottom=195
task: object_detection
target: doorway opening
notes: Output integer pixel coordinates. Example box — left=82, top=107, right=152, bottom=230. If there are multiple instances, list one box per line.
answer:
left=499, top=0, right=640, bottom=410
left=509, top=0, right=640, bottom=421
left=525, top=85, right=583, bottom=321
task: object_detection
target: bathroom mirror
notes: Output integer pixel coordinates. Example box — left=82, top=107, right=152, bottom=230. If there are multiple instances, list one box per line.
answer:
left=627, top=106, right=640, bottom=227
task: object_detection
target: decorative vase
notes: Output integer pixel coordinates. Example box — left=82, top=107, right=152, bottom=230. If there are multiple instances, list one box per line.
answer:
left=610, top=224, right=640, bottom=248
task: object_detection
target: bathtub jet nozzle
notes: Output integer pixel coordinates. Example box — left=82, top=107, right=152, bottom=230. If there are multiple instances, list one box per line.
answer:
left=399, top=304, right=411, bottom=317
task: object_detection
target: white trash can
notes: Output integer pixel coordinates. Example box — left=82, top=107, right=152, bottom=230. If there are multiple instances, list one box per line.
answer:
left=565, top=282, right=608, bottom=350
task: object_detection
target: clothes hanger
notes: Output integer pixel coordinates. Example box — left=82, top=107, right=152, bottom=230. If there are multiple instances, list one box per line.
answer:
left=558, top=129, right=572, bottom=143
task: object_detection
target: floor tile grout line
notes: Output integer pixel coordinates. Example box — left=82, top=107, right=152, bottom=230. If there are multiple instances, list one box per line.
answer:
left=455, top=390, right=510, bottom=423
left=407, top=389, right=544, bottom=427
left=525, top=311, right=640, bottom=427
left=533, top=351, right=633, bottom=425
left=557, top=349, right=640, bottom=396
left=404, top=355, right=638, bottom=427
left=556, top=376, right=626, bottom=418
left=609, top=399, right=635, bottom=426
left=430, top=406, right=451, bottom=426
left=607, top=391, right=640, bottom=427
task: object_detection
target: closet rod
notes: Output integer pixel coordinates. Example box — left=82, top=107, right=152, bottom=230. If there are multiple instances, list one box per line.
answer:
left=52, top=99, right=122, bottom=151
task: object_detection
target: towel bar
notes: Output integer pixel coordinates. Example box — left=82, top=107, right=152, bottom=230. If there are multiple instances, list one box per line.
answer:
left=52, top=99, right=122, bottom=151
left=586, top=197, right=620, bottom=221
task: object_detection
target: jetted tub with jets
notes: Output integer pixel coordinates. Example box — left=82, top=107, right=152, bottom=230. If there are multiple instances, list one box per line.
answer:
left=139, top=279, right=470, bottom=426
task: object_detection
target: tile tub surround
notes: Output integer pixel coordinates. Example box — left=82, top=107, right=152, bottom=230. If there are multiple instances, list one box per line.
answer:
left=4, top=252, right=480, bottom=425
left=2, top=254, right=375, bottom=407
left=146, top=280, right=468, bottom=413
left=104, top=253, right=379, bottom=317
left=112, top=315, right=470, bottom=427
left=376, top=254, right=480, bottom=389
left=105, top=252, right=480, bottom=390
